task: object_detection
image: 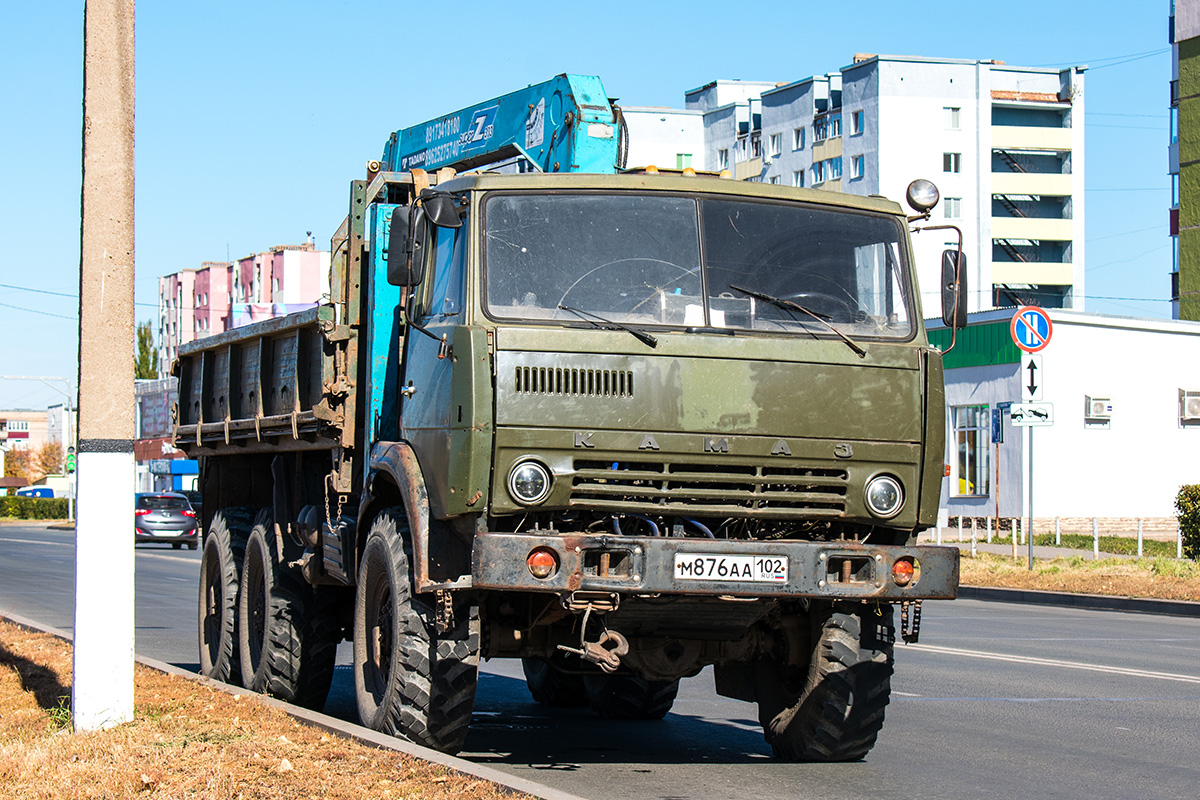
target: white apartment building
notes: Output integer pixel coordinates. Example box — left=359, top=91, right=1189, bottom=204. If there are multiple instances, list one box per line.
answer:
left=669, top=55, right=1086, bottom=316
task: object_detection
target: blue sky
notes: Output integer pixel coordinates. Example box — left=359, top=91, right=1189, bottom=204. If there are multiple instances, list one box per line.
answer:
left=0, top=1, right=1173, bottom=409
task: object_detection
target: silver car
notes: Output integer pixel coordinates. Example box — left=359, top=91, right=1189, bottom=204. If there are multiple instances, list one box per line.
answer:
left=134, top=492, right=199, bottom=550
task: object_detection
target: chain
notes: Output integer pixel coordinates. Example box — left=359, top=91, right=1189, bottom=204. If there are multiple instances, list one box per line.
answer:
left=900, top=599, right=923, bottom=644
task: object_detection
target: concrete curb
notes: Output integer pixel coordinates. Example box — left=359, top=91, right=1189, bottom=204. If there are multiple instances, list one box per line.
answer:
left=0, top=610, right=586, bottom=800
left=958, top=585, right=1200, bottom=617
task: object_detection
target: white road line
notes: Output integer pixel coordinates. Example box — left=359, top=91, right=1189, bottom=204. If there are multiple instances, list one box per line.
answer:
left=0, top=536, right=72, bottom=548
left=909, top=643, right=1200, bottom=685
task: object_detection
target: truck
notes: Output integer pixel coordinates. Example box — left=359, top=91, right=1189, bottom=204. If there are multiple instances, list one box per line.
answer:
left=175, top=74, right=965, bottom=761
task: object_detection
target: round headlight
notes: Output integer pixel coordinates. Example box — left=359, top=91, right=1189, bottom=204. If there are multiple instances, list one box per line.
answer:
left=906, top=179, right=940, bottom=214
left=865, top=475, right=904, bottom=518
left=508, top=461, right=552, bottom=505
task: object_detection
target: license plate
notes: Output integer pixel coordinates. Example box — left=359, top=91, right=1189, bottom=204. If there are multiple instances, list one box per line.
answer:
left=673, top=553, right=788, bottom=583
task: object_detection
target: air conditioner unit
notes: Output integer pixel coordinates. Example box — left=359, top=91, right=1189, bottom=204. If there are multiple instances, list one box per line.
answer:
left=1084, top=395, right=1112, bottom=420
left=1181, top=389, right=1200, bottom=422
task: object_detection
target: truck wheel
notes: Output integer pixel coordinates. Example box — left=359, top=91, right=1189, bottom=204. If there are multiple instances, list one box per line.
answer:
left=584, top=674, right=680, bottom=720
left=237, top=510, right=338, bottom=710
left=197, top=507, right=253, bottom=684
left=755, top=602, right=894, bottom=762
left=522, top=655, right=588, bottom=707
left=353, top=506, right=479, bottom=754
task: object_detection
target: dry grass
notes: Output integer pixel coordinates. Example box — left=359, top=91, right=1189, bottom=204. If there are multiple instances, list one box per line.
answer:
left=0, top=620, right=527, bottom=800
left=960, top=552, right=1200, bottom=602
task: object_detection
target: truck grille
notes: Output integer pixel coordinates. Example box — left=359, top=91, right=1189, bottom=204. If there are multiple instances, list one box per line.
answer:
left=571, top=459, right=848, bottom=518
left=514, top=366, right=633, bottom=398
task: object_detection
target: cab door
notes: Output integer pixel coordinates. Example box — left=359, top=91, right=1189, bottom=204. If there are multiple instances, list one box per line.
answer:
left=400, top=218, right=467, bottom=516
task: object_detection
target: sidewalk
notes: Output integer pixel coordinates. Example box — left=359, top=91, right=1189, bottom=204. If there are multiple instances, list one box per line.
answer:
left=916, top=530, right=1182, bottom=560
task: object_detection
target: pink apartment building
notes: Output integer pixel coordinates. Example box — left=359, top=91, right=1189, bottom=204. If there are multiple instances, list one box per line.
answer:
left=157, top=242, right=330, bottom=375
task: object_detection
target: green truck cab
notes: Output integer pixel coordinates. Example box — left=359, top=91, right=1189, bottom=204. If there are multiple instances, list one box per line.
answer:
left=177, top=168, right=960, bottom=762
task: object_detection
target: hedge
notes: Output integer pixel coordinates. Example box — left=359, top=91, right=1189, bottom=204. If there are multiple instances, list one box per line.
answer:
left=0, top=496, right=69, bottom=520
left=1177, top=484, right=1200, bottom=561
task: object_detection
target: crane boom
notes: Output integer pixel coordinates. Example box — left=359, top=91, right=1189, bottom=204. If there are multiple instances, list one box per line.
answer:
left=379, top=74, right=625, bottom=175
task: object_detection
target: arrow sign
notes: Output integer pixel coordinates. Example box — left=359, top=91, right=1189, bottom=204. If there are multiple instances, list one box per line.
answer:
left=1021, top=353, right=1043, bottom=402
left=1011, top=402, right=1053, bottom=427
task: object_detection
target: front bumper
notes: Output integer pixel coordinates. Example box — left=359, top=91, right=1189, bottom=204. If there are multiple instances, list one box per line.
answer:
left=472, top=533, right=958, bottom=600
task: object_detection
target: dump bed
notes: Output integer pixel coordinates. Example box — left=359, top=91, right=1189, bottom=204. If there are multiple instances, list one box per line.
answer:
left=173, top=305, right=346, bottom=456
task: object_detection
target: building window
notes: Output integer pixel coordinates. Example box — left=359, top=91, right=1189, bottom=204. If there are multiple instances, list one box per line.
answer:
left=750, top=137, right=761, bottom=158
left=944, top=197, right=962, bottom=219
left=851, top=110, right=864, bottom=135
left=944, top=152, right=962, bottom=173
left=718, top=148, right=729, bottom=169
left=813, top=161, right=825, bottom=184
left=851, top=155, right=864, bottom=179
left=952, top=405, right=991, bottom=497
left=793, top=170, right=805, bottom=187
left=793, top=127, right=805, bottom=150
left=945, top=106, right=961, bottom=130
left=829, top=156, right=842, bottom=180
left=768, top=175, right=780, bottom=184
left=676, top=153, right=692, bottom=169
left=768, top=133, right=782, bottom=158
left=813, top=118, right=828, bottom=143
left=7, top=420, right=29, bottom=432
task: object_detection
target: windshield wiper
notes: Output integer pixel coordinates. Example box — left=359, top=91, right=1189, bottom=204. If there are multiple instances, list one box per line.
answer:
left=557, top=304, right=658, bottom=348
left=728, top=285, right=866, bottom=358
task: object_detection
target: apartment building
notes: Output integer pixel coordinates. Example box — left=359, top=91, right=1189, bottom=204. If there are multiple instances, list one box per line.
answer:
left=1172, top=0, right=1199, bottom=320
left=674, top=55, right=1086, bottom=316
left=157, top=242, right=330, bottom=373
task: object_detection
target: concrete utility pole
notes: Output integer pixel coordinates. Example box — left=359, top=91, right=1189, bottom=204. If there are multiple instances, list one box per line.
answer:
left=73, top=0, right=136, bottom=732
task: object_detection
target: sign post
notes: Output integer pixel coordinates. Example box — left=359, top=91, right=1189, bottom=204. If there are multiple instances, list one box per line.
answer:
left=1011, top=307, right=1053, bottom=570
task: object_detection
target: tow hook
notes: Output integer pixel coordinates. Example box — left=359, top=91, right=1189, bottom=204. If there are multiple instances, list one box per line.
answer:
left=556, top=604, right=630, bottom=673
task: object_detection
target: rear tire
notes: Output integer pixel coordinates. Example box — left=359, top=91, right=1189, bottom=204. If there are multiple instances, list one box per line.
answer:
left=353, top=506, right=479, bottom=753
left=522, top=655, right=588, bottom=707
left=584, top=673, right=679, bottom=720
left=197, top=507, right=253, bottom=684
left=755, top=602, right=894, bottom=762
left=237, top=509, right=338, bottom=710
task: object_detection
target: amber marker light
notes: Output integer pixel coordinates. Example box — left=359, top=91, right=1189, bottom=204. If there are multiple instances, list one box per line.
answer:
left=892, top=558, right=915, bottom=587
left=527, top=548, right=559, bottom=579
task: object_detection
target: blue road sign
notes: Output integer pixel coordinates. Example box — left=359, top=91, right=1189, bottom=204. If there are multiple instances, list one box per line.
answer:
left=991, top=408, right=1003, bottom=444
left=1010, top=306, right=1053, bottom=353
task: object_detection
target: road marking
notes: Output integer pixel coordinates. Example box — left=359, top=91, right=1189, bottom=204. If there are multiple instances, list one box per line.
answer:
left=137, top=552, right=199, bottom=565
left=0, top=536, right=72, bottom=548
left=909, top=643, right=1200, bottom=685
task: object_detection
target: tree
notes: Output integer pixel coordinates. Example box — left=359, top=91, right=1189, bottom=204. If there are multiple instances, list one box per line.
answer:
left=36, top=441, right=64, bottom=477
left=3, top=448, right=33, bottom=480
left=136, top=320, right=158, bottom=379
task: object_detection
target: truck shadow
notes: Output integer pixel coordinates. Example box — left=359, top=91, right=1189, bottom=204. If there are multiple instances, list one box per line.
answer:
left=461, top=671, right=776, bottom=766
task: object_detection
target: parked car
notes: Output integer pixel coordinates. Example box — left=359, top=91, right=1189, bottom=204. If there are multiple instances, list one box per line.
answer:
left=134, top=492, right=198, bottom=549
left=16, top=486, right=54, bottom=498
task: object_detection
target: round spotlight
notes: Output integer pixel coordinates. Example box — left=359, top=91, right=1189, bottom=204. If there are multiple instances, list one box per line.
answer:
left=865, top=475, right=904, bottom=518
left=905, top=179, right=940, bottom=213
left=527, top=548, right=559, bottom=579
left=508, top=461, right=552, bottom=505
left=892, top=558, right=915, bottom=587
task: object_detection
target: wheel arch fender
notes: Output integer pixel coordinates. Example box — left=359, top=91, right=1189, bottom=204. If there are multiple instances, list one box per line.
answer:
left=360, top=441, right=433, bottom=591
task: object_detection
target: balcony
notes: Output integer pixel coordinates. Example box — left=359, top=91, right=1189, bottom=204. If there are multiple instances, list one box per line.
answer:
left=991, top=261, right=1074, bottom=285
left=991, top=172, right=1074, bottom=197
left=991, top=217, right=1074, bottom=242
left=991, top=126, right=1074, bottom=152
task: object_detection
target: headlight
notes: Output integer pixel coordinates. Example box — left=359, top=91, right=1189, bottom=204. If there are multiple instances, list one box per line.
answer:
left=507, top=461, right=552, bottom=505
left=865, top=475, right=904, bottom=518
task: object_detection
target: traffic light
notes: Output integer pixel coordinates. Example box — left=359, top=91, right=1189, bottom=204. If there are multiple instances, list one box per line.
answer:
left=66, top=445, right=76, bottom=473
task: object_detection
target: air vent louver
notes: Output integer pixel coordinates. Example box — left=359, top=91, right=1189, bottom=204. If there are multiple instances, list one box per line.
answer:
left=514, top=366, right=633, bottom=398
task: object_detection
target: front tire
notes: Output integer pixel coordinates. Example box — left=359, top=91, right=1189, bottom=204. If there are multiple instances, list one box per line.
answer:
left=197, top=507, right=253, bottom=684
left=755, top=602, right=894, bottom=762
left=584, top=673, right=679, bottom=720
left=237, top=509, right=337, bottom=710
left=353, top=506, right=479, bottom=754
left=523, top=655, right=588, bottom=707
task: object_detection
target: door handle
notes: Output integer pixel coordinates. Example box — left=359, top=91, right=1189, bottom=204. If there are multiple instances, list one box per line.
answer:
left=400, top=381, right=417, bottom=398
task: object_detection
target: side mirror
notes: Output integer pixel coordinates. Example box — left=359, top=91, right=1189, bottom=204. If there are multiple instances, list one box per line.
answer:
left=385, top=205, right=426, bottom=287
left=420, top=189, right=462, bottom=229
left=941, top=249, right=968, bottom=329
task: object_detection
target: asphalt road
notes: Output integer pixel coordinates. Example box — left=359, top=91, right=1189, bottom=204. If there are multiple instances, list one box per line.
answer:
left=3, top=522, right=1200, bottom=799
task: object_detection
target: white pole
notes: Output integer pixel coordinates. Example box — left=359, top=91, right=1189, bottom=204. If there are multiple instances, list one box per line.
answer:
left=986, top=516, right=992, bottom=543
left=971, top=519, right=977, bottom=558
left=1092, top=518, right=1100, bottom=559
left=957, top=516, right=962, bottom=542
left=1055, top=516, right=1060, bottom=546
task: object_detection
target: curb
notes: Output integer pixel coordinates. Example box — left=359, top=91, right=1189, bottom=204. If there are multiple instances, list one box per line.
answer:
left=958, top=585, right=1200, bottom=617
left=0, top=610, right=586, bottom=800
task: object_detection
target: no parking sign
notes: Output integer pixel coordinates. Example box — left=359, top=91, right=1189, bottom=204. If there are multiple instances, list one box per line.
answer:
left=1010, top=306, right=1053, bottom=353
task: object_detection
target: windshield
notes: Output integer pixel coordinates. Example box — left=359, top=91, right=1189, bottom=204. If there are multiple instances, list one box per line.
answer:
left=484, top=192, right=913, bottom=340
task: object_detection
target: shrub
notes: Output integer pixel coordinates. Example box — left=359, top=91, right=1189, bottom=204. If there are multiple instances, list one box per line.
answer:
left=0, top=496, right=69, bottom=520
left=1177, top=485, right=1200, bottom=561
